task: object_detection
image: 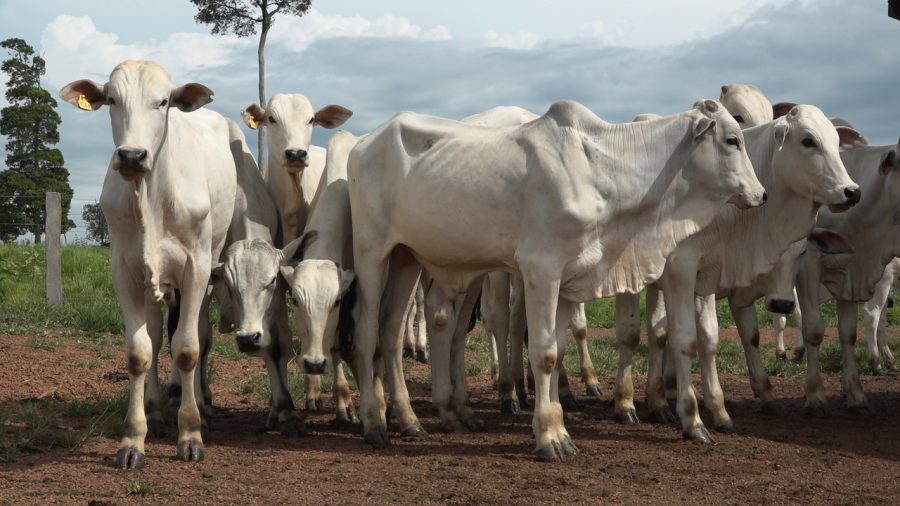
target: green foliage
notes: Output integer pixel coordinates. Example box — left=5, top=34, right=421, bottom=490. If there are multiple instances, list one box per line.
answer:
left=81, top=202, right=108, bottom=246
left=190, top=0, right=312, bottom=35
left=125, top=481, right=154, bottom=496
left=0, top=38, right=74, bottom=243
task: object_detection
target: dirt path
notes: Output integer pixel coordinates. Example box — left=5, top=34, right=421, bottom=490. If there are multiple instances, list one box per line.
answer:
left=1, top=328, right=899, bottom=505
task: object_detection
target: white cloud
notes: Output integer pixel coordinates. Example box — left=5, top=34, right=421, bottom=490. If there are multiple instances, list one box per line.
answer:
left=424, top=25, right=453, bottom=41
left=484, top=30, right=540, bottom=50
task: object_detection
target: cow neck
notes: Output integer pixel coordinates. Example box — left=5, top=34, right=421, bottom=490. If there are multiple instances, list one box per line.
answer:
left=302, top=166, right=351, bottom=268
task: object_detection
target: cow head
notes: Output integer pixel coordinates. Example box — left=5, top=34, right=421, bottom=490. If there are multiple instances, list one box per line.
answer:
left=766, top=105, right=862, bottom=212
left=279, top=232, right=355, bottom=375
left=242, top=94, right=352, bottom=173
left=59, top=60, right=213, bottom=181
left=686, top=98, right=767, bottom=209
left=719, top=83, right=774, bottom=128
left=212, top=239, right=286, bottom=353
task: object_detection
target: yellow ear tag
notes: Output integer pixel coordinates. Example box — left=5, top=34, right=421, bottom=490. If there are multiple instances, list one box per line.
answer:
left=248, top=115, right=259, bottom=129
left=77, top=94, right=92, bottom=111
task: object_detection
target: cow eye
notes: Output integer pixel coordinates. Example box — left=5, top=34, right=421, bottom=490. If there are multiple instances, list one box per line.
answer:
left=733, top=115, right=745, bottom=124
left=159, top=98, right=168, bottom=108
left=802, top=138, right=817, bottom=149
left=268, top=115, right=277, bottom=124
left=726, top=137, right=740, bottom=148
left=107, top=97, right=116, bottom=105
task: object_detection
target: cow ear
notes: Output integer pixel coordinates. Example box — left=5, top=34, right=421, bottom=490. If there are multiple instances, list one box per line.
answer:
left=772, top=102, right=796, bottom=119
left=241, top=103, right=266, bottom=129
left=210, top=262, right=225, bottom=282
left=279, top=265, right=295, bottom=283
left=773, top=117, right=790, bottom=151
left=314, top=105, right=353, bottom=129
left=280, top=230, right=319, bottom=265
left=170, top=83, right=214, bottom=112
left=808, top=228, right=853, bottom=255
left=692, top=117, right=716, bottom=142
left=59, top=79, right=106, bottom=111
left=339, top=269, right=356, bottom=294
left=836, top=126, right=867, bottom=150
left=880, top=149, right=898, bottom=175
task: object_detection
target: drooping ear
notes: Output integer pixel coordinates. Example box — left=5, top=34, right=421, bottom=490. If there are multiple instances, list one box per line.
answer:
left=880, top=149, right=898, bottom=175
left=279, top=265, right=296, bottom=283
left=279, top=230, right=319, bottom=265
left=241, top=103, right=267, bottom=129
left=59, top=79, right=106, bottom=111
left=170, top=83, right=214, bottom=112
left=210, top=262, right=225, bottom=282
left=772, top=102, right=796, bottom=120
left=773, top=117, right=790, bottom=151
left=835, top=126, right=868, bottom=150
left=692, top=117, right=716, bottom=142
left=808, top=228, right=854, bottom=255
left=313, top=105, right=353, bottom=129
left=339, top=268, right=356, bottom=294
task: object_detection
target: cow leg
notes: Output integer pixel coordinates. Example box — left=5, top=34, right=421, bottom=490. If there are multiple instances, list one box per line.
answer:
left=797, top=270, right=827, bottom=416
left=449, top=281, right=485, bottom=431
left=731, top=301, right=779, bottom=413
left=696, top=295, right=732, bottom=432
left=488, top=332, right=501, bottom=388
left=792, top=290, right=806, bottom=362
left=877, top=301, right=896, bottom=371
left=332, top=357, right=357, bottom=425
left=837, top=300, right=869, bottom=414
left=572, top=303, right=601, bottom=398
left=382, top=259, right=424, bottom=437
left=264, top=319, right=305, bottom=437
left=509, top=276, right=530, bottom=409
left=144, top=298, right=164, bottom=438
left=863, top=273, right=892, bottom=374
left=305, top=374, right=324, bottom=411
left=427, top=282, right=462, bottom=431
left=774, top=314, right=789, bottom=361
left=614, top=293, right=641, bottom=423
left=520, top=265, right=576, bottom=461
left=414, top=281, right=429, bottom=364
left=402, top=294, right=416, bottom=358
left=113, top=266, right=154, bottom=469
left=645, top=286, right=675, bottom=424
left=483, top=273, right=517, bottom=413
left=197, top=289, right=214, bottom=434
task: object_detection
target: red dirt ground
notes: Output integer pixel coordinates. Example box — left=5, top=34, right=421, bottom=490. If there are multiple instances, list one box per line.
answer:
left=1, top=327, right=899, bottom=505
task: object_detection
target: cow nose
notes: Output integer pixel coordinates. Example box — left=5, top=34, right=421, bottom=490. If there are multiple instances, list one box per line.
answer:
left=303, top=358, right=327, bottom=375
left=761, top=191, right=768, bottom=204
left=767, top=299, right=795, bottom=315
left=117, top=148, right=148, bottom=164
left=235, top=331, right=262, bottom=352
left=843, top=187, right=861, bottom=205
left=284, top=149, right=308, bottom=163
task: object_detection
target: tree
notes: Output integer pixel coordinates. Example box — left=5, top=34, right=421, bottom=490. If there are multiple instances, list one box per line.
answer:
left=0, top=38, right=74, bottom=243
left=190, top=0, right=312, bottom=168
left=81, top=202, right=109, bottom=246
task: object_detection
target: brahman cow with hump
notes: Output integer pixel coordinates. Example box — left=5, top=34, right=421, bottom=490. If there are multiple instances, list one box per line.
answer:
left=615, top=105, right=860, bottom=441
left=59, top=60, right=239, bottom=468
left=347, top=98, right=766, bottom=460
left=241, top=93, right=352, bottom=411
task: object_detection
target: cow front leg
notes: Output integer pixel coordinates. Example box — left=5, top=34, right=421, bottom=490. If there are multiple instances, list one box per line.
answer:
left=197, top=289, right=214, bottom=436
left=382, top=260, right=424, bottom=437
left=482, top=273, right=516, bottom=412
left=731, top=301, right=780, bottom=413
left=774, top=314, right=789, bottom=361
left=863, top=274, right=892, bottom=374
left=447, top=284, right=486, bottom=431
left=304, top=374, right=324, bottom=411
left=332, top=358, right=358, bottom=425
left=837, top=300, right=869, bottom=414
left=572, top=303, right=601, bottom=398
left=797, top=277, right=827, bottom=416
left=427, top=283, right=462, bottom=431
left=613, top=293, right=640, bottom=423
left=645, top=286, right=675, bottom=424
left=696, top=295, right=731, bottom=432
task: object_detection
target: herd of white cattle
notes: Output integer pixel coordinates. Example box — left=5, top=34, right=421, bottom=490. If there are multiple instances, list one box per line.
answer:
left=57, top=60, right=900, bottom=469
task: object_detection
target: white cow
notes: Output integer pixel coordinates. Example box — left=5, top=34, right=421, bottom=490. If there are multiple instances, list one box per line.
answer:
left=60, top=61, right=238, bottom=468
left=348, top=99, right=765, bottom=460
left=796, top=142, right=900, bottom=415
left=242, top=94, right=352, bottom=410
left=861, top=258, right=900, bottom=374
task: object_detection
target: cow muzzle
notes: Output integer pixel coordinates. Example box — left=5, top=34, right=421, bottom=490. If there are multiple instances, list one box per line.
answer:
left=828, top=186, right=861, bottom=212
left=729, top=190, right=767, bottom=210
left=114, top=147, right=150, bottom=179
left=766, top=298, right=795, bottom=314
left=284, top=149, right=309, bottom=173
left=303, top=358, right=327, bottom=375
left=235, top=331, right=263, bottom=353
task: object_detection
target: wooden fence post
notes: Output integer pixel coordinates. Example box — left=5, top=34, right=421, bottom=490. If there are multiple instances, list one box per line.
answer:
left=46, top=192, right=63, bottom=307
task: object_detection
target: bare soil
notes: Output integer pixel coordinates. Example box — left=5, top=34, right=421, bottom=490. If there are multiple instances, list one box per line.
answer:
left=1, top=327, right=899, bottom=505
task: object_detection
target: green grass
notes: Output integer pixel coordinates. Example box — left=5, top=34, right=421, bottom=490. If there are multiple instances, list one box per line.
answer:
left=125, top=481, right=154, bottom=496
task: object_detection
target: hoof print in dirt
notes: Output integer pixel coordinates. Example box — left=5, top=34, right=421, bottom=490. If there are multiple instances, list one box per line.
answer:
left=114, top=446, right=145, bottom=470
left=614, top=410, right=640, bottom=425
left=176, top=439, right=205, bottom=463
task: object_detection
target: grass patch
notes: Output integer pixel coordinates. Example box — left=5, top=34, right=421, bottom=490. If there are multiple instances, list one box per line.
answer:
left=72, top=359, right=101, bottom=370
left=211, top=336, right=246, bottom=360
left=25, top=336, right=58, bottom=351
left=125, top=481, right=154, bottom=496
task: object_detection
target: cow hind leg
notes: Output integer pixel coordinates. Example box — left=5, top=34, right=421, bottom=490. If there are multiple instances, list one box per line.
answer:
left=645, top=287, right=675, bottom=424
left=144, top=298, right=165, bottom=438
left=572, top=303, right=601, bottom=397
left=837, top=301, right=870, bottom=414
left=332, top=358, right=358, bottom=425
left=696, top=295, right=732, bottom=432
left=774, top=314, right=788, bottom=361
left=613, top=293, right=641, bottom=424
left=414, top=281, right=429, bottom=364
left=264, top=328, right=305, bottom=436
left=304, top=374, right=325, bottom=411
left=427, top=283, right=461, bottom=432
left=509, top=277, right=530, bottom=409
left=732, top=301, right=780, bottom=414
left=449, top=283, right=485, bottom=431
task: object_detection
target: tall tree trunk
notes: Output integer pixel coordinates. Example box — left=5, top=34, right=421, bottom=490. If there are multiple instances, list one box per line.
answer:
left=257, top=23, right=269, bottom=173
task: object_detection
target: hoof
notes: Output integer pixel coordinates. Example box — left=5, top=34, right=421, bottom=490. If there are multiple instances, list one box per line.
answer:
left=516, top=392, right=532, bottom=410
left=647, top=406, right=677, bottom=425
left=176, top=439, right=205, bottom=463
left=714, top=420, right=735, bottom=433
left=364, top=428, right=390, bottom=449
left=585, top=384, right=603, bottom=398
left=775, top=350, right=787, bottom=361
left=114, top=446, right=145, bottom=470
left=279, top=417, right=309, bottom=437
left=792, top=348, right=805, bottom=363
left=500, top=398, right=521, bottom=415
left=334, top=407, right=359, bottom=426
left=560, top=394, right=583, bottom=412
left=682, top=425, right=714, bottom=444
left=614, top=409, right=640, bottom=424
left=871, top=362, right=884, bottom=376
left=560, top=435, right=579, bottom=456
left=305, top=397, right=325, bottom=412
left=147, top=417, right=165, bottom=439
left=400, top=423, right=427, bottom=438
left=460, top=417, right=485, bottom=432
left=847, top=403, right=872, bottom=416
left=415, top=350, right=429, bottom=364
left=402, top=347, right=414, bottom=359
left=761, top=401, right=784, bottom=415
left=534, top=441, right=564, bottom=462
left=803, top=403, right=827, bottom=418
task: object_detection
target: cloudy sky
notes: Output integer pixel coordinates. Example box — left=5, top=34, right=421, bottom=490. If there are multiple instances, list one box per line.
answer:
left=0, top=0, right=898, bottom=239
